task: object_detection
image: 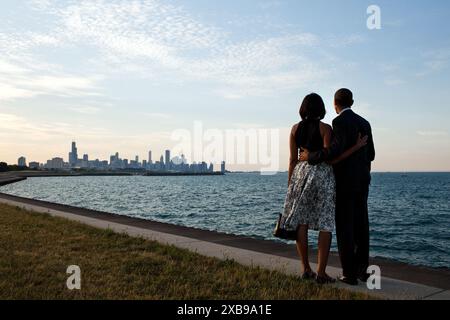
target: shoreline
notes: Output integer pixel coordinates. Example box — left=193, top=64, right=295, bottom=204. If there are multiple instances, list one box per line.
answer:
left=0, top=175, right=27, bottom=186
left=1, top=173, right=447, bottom=272
left=144, top=171, right=224, bottom=176
left=0, top=190, right=448, bottom=293
left=1, top=171, right=224, bottom=178
left=0, top=173, right=449, bottom=299
left=0, top=174, right=448, bottom=275
left=0, top=202, right=371, bottom=300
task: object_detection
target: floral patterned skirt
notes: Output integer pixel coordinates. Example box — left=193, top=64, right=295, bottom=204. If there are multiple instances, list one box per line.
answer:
left=280, top=162, right=336, bottom=233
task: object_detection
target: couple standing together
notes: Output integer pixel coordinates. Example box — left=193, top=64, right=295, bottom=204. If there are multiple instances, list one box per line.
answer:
left=275, top=88, right=375, bottom=286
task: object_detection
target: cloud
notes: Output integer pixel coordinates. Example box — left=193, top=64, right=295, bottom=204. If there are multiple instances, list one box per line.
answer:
left=384, top=78, right=405, bottom=86
left=379, top=63, right=400, bottom=72
left=259, top=1, right=284, bottom=10
left=0, top=84, right=36, bottom=101
left=0, top=59, right=29, bottom=74
left=424, top=60, right=448, bottom=72
left=0, top=111, right=175, bottom=163
left=36, top=0, right=225, bottom=56
left=29, top=0, right=53, bottom=10
left=142, top=112, right=173, bottom=119
left=0, top=112, right=109, bottom=141
left=6, top=0, right=339, bottom=99
left=233, top=123, right=266, bottom=129
left=68, top=105, right=101, bottom=115
left=0, top=54, right=102, bottom=101
left=184, top=34, right=325, bottom=98
left=383, top=19, right=405, bottom=28
left=326, top=34, right=365, bottom=48
left=417, top=48, right=450, bottom=76
left=417, top=131, right=448, bottom=137
left=0, top=0, right=367, bottom=102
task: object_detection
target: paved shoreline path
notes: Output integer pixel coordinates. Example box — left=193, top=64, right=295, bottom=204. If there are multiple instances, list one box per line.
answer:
left=0, top=175, right=27, bottom=186
left=0, top=177, right=448, bottom=300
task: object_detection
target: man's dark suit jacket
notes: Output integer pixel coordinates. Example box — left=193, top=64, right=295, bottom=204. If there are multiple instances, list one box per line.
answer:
left=308, top=109, right=375, bottom=189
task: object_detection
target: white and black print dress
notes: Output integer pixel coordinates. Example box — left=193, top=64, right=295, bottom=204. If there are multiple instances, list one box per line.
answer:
left=278, top=120, right=336, bottom=234
left=280, top=162, right=336, bottom=233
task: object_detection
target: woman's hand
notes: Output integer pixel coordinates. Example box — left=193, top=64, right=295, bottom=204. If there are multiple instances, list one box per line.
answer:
left=356, top=133, right=368, bottom=149
left=299, top=148, right=310, bottom=162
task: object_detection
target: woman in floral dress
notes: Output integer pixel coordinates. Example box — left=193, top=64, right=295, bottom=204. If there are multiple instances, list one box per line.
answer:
left=277, top=93, right=367, bottom=284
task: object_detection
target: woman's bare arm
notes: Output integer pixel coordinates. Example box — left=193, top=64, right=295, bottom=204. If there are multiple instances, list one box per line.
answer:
left=288, top=125, right=299, bottom=186
left=321, top=123, right=333, bottom=149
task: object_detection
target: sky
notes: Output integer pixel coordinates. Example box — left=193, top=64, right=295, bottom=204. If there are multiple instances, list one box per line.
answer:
left=1, top=0, right=450, bottom=172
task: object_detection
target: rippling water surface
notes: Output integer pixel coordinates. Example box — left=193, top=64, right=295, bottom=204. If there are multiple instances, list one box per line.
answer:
left=1, top=172, right=449, bottom=268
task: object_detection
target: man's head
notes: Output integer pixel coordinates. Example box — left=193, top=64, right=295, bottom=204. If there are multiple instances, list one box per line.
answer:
left=334, top=88, right=354, bottom=114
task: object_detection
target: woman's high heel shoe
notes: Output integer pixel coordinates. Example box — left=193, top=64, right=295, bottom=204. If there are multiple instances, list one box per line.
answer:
left=301, top=270, right=317, bottom=280
left=315, top=274, right=336, bottom=285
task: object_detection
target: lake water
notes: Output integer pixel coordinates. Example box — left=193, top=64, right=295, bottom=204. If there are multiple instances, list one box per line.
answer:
left=1, top=172, right=449, bottom=269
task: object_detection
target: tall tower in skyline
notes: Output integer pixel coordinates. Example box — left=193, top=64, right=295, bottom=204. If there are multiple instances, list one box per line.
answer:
left=18, top=156, right=27, bottom=167
left=148, top=150, right=152, bottom=164
left=165, top=150, right=170, bottom=167
left=69, top=141, right=78, bottom=167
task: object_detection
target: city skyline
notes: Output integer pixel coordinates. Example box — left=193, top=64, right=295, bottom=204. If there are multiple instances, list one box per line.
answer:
left=1, top=1, right=450, bottom=171
left=11, top=141, right=224, bottom=173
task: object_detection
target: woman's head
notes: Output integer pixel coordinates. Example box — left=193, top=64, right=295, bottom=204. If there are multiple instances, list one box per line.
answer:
left=299, top=93, right=326, bottom=121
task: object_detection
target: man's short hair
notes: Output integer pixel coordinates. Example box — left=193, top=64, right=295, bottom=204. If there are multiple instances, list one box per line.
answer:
left=335, top=88, right=354, bottom=108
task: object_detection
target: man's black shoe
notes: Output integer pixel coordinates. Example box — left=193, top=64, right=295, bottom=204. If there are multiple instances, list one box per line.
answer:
left=358, top=272, right=370, bottom=283
left=338, top=276, right=358, bottom=286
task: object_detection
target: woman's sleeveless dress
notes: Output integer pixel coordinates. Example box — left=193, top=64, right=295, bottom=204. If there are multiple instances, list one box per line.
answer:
left=279, top=120, right=336, bottom=233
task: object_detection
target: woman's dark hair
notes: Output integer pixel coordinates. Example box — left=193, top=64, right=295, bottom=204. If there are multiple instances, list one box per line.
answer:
left=299, top=93, right=326, bottom=121
left=296, top=93, right=325, bottom=151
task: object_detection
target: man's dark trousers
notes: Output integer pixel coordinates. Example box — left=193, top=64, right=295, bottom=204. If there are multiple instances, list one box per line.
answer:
left=335, top=184, right=370, bottom=279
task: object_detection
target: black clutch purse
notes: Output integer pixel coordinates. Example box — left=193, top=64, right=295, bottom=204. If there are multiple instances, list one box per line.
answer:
left=273, top=214, right=297, bottom=241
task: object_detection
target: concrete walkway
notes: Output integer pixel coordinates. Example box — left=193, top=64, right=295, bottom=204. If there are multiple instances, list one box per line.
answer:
left=0, top=175, right=26, bottom=186
left=0, top=192, right=448, bottom=300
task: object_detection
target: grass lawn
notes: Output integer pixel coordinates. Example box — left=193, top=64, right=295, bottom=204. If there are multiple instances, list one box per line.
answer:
left=0, top=203, right=372, bottom=300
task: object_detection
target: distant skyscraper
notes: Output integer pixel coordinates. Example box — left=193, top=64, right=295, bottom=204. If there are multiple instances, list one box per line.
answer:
left=30, top=140, right=224, bottom=173
left=221, top=161, right=226, bottom=174
left=28, top=162, right=40, bottom=170
left=165, top=150, right=170, bottom=167
left=46, top=157, right=64, bottom=169
left=18, top=156, right=27, bottom=167
left=69, top=141, right=78, bottom=167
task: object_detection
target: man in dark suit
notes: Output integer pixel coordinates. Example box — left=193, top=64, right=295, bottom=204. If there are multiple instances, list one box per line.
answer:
left=301, top=89, right=375, bottom=285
